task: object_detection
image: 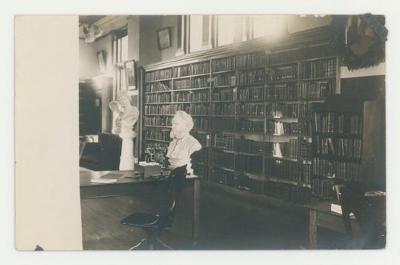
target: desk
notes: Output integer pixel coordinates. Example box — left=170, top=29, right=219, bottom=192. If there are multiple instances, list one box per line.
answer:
left=305, top=201, right=358, bottom=249
left=80, top=169, right=201, bottom=245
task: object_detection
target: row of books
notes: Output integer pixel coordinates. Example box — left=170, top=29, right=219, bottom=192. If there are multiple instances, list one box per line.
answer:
left=213, top=151, right=235, bottom=169
left=145, top=81, right=171, bottom=93
left=146, top=57, right=335, bottom=82
left=214, top=73, right=236, bottom=87
left=236, top=53, right=266, bottom=69
left=144, top=116, right=172, bottom=127
left=212, top=57, right=235, bottom=72
left=299, top=137, right=313, bottom=158
left=211, top=102, right=235, bottom=116
left=173, top=64, right=191, bottom=77
left=275, top=139, right=299, bottom=159
left=237, top=69, right=265, bottom=86
left=212, top=88, right=235, bottom=101
left=314, top=136, right=362, bottom=160
left=301, top=58, right=336, bottom=79
left=312, top=158, right=361, bottom=181
left=265, top=83, right=300, bottom=101
left=193, top=61, right=211, bottom=75
left=311, top=177, right=335, bottom=200
left=173, top=78, right=191, bottom=90
left=266, top=64, right=298, bottom=81
left=193, top=117, right=209, bottom=130
left=145, top=93, right=171, bottom=103
left=266, top=121, right=300, bottom=135
left=298, top=80, right=336, bottom=99
left=211, top=118, right=235, bottom=131
left=238, top=86, right=264, bottom=101
left=265, top=158, right=302, bottom=182
left=270, top=102, right=310, bottom=119
left=236, top=155, right=263, bottom=174
left=146, top=68, right=173, bottom=82
left=174, top=90, right=210, bottom=103
left=192, top=133, right=210, bottom=148
left=343, top=114, right=363, bottom=135
left=236, top=118, right=264, bottom=132
left=144, top=128, right=171, bottom=142
left=214, top=133, right=235, bottom=150
left=144, top=103, right=209, bottom=115
left=192, top=76, right=210, bottom=88
left=237, top=102, right=265, bottom=117
left=313, top=112, right=363, bottom=135
left=235, top=138, right=265, bottom=154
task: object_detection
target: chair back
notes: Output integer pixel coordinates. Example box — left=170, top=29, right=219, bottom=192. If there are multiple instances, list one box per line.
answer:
left=158, top=165, right=187, bottom=227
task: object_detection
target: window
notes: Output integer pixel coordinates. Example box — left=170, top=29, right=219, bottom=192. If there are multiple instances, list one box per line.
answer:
left=190, top=15, right=204, bottom=52
left=251, top=15, right=287, bottom=39
left=217, top=15, right=247, bottom=47
left=181, top=15, right=289, bottom=51
left=112, top=29, right=128, bottom=98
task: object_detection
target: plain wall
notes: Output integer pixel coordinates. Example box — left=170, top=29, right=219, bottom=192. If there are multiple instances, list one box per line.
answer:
left=15, top=16, right=83, bottom=250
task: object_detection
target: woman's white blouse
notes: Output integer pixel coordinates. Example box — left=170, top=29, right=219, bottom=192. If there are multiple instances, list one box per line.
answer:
left=166, top=134, right=202, bottom=172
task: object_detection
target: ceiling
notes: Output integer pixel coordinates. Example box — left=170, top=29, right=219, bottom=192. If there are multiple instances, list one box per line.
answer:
left=79, top=15, right=129, bottom=40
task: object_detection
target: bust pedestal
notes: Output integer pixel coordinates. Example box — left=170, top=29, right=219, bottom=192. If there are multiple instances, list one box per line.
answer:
left=119, top=131, right=136, bottom=170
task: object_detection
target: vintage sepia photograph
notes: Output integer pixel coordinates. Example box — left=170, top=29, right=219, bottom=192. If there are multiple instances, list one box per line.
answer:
left=76, top=14, right=386, bottom=250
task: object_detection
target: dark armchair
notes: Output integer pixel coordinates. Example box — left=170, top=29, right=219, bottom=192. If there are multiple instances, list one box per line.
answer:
left=79, top=133, right=122, bottom=171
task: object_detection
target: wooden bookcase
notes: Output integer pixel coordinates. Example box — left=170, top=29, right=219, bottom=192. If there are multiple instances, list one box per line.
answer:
left=311, top=92, right=385, bottom=200
left=142, top=33, right=342, bottom=203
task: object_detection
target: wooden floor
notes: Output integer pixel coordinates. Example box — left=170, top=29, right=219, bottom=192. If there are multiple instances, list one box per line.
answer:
left=80, top=183, right=348, bottom=250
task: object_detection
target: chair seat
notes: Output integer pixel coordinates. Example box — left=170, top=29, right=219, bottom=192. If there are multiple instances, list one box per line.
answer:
left=121, top=212, right=160, bottom=228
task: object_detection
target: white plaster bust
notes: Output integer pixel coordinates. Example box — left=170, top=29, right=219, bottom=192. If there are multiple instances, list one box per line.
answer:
left=109, top=91, right=139, bottom=137
left=167, top=111, right=202, bottom=174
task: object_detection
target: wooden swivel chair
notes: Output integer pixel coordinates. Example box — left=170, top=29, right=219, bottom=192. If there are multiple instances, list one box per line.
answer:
left=121, top=165, right=187, bottom=250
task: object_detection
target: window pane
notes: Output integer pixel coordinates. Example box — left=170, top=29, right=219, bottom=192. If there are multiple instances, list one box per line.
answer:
left=252, top=15, right=287, bottom=39
left=121, top=35, right=128, bottom=62
left=190, top=15, right=203, bottom=52
left=217, top=15, right=246, bottom=46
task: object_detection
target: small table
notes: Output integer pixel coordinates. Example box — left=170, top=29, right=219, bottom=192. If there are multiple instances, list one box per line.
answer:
left=80, top=168, right=201, bottom=244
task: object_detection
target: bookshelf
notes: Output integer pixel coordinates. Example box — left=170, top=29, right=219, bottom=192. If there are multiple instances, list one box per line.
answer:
left=143, top=42, right=341, bottom=204
left=310, top=95, right=382, bottom=200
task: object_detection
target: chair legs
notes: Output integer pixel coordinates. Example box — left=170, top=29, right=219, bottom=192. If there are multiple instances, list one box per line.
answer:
left=129, top=229, right=173, bottom=250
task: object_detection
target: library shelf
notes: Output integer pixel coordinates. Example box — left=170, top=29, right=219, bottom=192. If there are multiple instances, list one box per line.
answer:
left=142, top=35, right=342, bottom=204
left=300, top=76, right=336, bottom=82
left=211, top=69, right=236, bottom=75
left=212, top=85, right=236, bottom=89
left=265, top=156, right=298, bottom=163
left=173, top=87, right=211, bottom=92
left=212, top=166, right=235, bottom=173
left=144, top=125, right=172, bottom=129
left=144, top=90, right=172, bottom=94
left=172, top=75, right=191, bottom=80
left=145, top=78, right=172, bottom=83
left=144, top=138, right=170, bottom=143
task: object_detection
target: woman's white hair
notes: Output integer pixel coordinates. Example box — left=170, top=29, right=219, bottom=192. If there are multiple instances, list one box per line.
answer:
left=173, top=111, right=194, bottom=132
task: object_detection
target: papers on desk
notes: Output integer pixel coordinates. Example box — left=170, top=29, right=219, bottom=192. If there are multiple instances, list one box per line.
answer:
left=330, top=203, right=354, bottom=217
left=90, top=178, right=118, bottom=184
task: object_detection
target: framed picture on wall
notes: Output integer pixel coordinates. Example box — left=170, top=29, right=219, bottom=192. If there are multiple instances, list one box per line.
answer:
left=124, top=60, right=137, bottom=90
left=97, top=50, right=107, bottom=73
left=157, top=27, right=171, bottom=50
